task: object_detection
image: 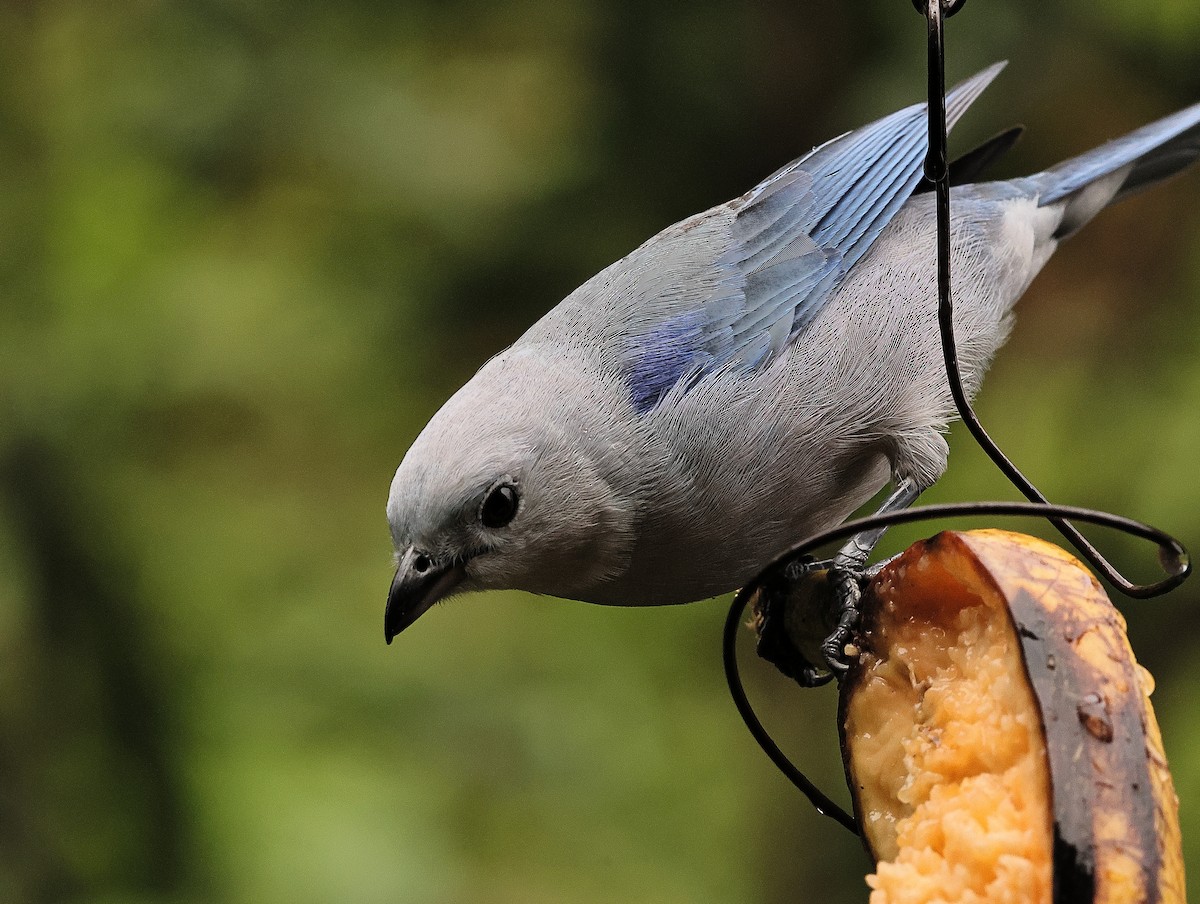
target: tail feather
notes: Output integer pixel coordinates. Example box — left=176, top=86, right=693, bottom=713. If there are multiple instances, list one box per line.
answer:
left=1032, top=100, right=1200, bottom=211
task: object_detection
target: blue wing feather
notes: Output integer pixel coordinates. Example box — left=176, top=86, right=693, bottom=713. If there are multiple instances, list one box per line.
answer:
left=625, top=63, right=1005, bottom=413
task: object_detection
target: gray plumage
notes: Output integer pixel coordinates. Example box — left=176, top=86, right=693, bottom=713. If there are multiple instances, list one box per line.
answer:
left=384, top=63, right=1200, bottom=638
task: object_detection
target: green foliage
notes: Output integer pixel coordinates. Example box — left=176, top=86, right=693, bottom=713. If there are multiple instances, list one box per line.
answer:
left=1, top=1, right=1198, bottom=902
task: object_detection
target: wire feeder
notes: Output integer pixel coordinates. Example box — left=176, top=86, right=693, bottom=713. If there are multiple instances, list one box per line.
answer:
left=722, top=0, right=1192, bottom=836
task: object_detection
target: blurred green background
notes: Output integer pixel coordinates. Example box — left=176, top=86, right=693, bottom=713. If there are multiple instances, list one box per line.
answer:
left=2, top=1, right=1200, bottom=902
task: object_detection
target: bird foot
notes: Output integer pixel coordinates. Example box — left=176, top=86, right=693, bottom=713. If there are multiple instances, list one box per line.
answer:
left=753, top=561, right=834, bottom=688
left=751, top=556, right=870, bottom=687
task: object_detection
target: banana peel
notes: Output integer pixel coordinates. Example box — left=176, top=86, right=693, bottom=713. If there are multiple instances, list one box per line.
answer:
left=759, top=529, right=1184, bottom=903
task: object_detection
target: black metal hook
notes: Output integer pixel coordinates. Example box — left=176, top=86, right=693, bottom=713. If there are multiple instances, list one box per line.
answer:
left=912, top=0, right=968, bottom=17
left=920, top=0, right=1189, bottom=597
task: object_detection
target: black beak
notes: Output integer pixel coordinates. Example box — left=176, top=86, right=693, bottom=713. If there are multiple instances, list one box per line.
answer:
left=384, top=556, right=466, bottom=644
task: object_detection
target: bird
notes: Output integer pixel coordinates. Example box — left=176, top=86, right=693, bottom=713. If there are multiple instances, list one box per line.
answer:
left=383, top=62, right=1200, bottom=657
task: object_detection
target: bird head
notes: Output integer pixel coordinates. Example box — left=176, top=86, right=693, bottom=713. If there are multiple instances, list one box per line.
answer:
left=384, top=346, right=639, bottom=641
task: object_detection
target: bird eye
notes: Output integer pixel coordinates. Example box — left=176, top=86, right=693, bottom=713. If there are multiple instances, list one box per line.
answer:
left=480, top=483, right=519, bottom=529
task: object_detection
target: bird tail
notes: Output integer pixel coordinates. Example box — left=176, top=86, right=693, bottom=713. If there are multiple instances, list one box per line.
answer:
left=1031, top=101, right=1200, bottom=239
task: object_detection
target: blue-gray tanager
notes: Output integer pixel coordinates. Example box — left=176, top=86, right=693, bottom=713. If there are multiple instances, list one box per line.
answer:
left=384, top=63, right=1200, bottom=646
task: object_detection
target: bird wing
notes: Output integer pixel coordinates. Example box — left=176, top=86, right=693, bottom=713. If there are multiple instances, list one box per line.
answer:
left=624, top=63, right=1004, bottom=413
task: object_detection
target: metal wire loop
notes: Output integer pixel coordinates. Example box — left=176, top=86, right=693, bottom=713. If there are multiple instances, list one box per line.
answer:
left=723, top=503, right=1186, bottom=835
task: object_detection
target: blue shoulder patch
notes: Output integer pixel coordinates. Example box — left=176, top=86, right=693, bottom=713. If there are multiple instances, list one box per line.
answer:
left=625, top=309, right=713, bottom=413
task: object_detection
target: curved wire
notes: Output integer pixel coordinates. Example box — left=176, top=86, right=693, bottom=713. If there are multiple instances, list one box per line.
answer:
left=741, top=501, right=1189, bottom=603
left=723, top=590, right=858, bottom=834
left=723, top=0, right=1192, bottom=836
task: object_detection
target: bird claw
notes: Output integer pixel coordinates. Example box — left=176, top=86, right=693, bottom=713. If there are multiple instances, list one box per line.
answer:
left=820, top=565, right=865, bottom=677
left=798, top=661, right=837, bottom=687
